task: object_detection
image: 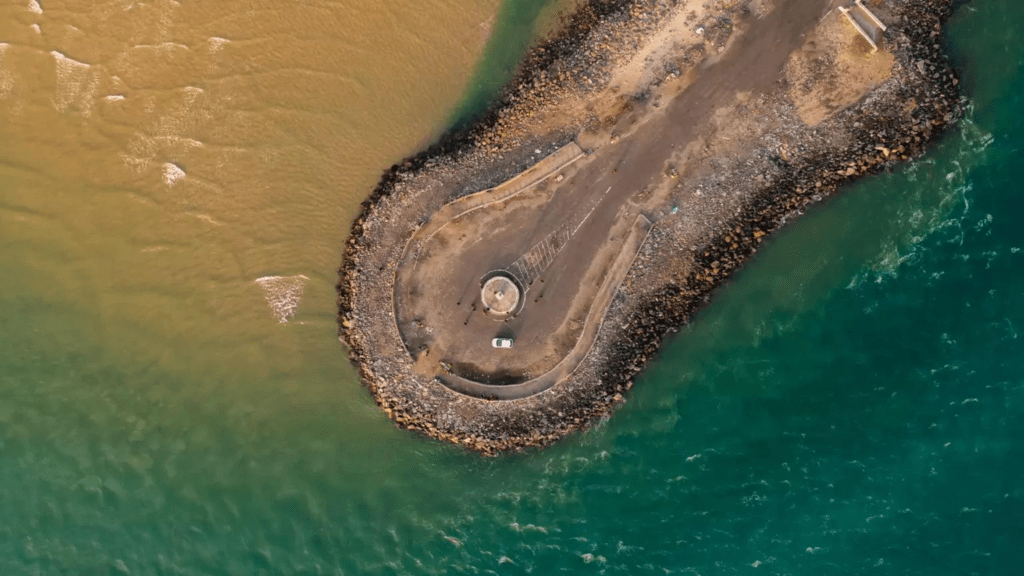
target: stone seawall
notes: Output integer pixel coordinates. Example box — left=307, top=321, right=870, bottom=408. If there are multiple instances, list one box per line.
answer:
left=338, top=0, right=965, bottom=454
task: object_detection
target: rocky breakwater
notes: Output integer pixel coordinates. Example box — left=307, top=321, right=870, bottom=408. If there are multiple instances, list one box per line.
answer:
left=338, top=0, right=965, bottom=455
left=595, top=0, right=965, bottom=404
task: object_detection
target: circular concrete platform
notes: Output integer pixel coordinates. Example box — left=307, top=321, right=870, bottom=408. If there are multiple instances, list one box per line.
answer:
left=481, top=275, right=520, bottom=316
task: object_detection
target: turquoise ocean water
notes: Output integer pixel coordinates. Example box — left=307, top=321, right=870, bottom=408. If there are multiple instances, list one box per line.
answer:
left=1, top=0, right=1022, bottom=573
left=451, top=0, right=582, bottom=127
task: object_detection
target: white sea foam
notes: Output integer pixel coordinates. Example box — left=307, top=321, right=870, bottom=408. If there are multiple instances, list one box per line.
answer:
left=30, top=24, right=41, bottom=34
left=162, top=162, right=185, bottom=185
left=0, top=75, right=13, bottom=99
left=847, top=117, right=995, bottom=288
left=28, top=0, right=42, bottom=14
left=104, top=94, right=125, bottom=102
left=192, top=213, right=220, bottom=226
left=254, top=275, right=309, bottom=324
left=51, top=50, right=98, bottom=115
left=208, top=37, right=229, bottom=53
left=158, top=135, right=203, bottom=149
left=120, top=86, right=209, bottom=174
left=0, top=44, right=13, bottom=99
left=132, top=42, right=190, bottom=53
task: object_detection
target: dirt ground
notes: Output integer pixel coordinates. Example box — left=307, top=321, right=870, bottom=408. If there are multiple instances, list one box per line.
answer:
left=394, top=0, right=842, bottom=390
left=787, top=8, right=895, bottom=125
left=338, top=0, right=963, bottom=453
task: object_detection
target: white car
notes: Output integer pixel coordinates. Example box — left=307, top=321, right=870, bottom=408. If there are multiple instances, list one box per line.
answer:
left=491, top=337, right=514, bottom=349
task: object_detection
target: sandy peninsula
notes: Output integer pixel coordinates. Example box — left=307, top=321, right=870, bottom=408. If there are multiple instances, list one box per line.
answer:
left=338, top=0, right=963, bottom=454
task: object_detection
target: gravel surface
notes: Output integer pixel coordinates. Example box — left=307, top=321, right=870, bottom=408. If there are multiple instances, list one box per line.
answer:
left=337, top=0, right=965, bottom=455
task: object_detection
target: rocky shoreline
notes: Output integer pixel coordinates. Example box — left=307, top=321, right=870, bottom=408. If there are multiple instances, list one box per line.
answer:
left=337, top=0, right=965, bottom=454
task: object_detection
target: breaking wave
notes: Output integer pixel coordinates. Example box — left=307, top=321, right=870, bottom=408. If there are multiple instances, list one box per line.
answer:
left=254, top=275, right=310, bottom=324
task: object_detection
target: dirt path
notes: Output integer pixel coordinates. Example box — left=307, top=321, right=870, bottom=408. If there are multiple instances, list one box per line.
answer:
left=338, top=0, right=964, bottom=453
left=392, top=0, right=837, bottom=390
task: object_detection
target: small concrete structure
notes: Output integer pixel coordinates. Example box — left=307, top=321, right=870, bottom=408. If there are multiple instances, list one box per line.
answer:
left=481, top=275, right=520, bottom=316
left=840, top=1, right=887, bottom=52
